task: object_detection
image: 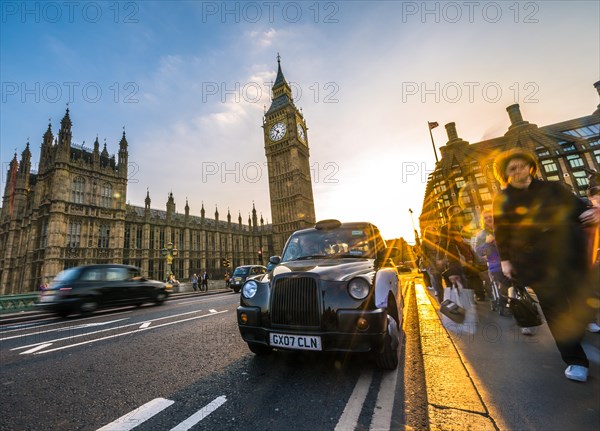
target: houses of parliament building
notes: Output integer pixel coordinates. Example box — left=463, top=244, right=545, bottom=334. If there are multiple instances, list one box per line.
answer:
left=0, top=58, right=316, bottom=294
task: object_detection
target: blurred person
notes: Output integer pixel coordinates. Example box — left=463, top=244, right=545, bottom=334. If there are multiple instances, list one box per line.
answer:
left=585, top=169, right=600, bottom=333
left=473, top=210, right=497, bottom=301
left=421, top=226, right=444, bottom=301
left=38, top=278, right=49, bottom=292
left=493, top=148, right=600, bottom=382
left=191, top=273, right=199, bottom=292
left=437, top=205, right=464, bottom=287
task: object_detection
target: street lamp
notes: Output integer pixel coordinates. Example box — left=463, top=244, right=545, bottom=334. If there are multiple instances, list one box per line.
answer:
left=428, top=121, right=439, bottom=163
left=408, top=208, right=420, bottom=246
left=161, top=242, right=179, bottom=280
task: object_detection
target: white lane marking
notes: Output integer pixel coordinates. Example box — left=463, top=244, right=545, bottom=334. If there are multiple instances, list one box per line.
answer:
left=1, top=314, right=132, bottom=339
left=209, top=309, right=217, bottom=313
left=33, top=310, right=229, bottom=354
left=57, top=318, right=129, bottom=331
left=169, top=396, right=227, bottom=431
left=369, top=369, right=399, bottom=430
left=20, top=343, right=53, bottom=355
left=139, top=322, right=151, bottom=329
left=11, top=309, right=211, bottom=350
left=97, top=397, right=174, bottom=431
left=335, top=370, right=373, bottom=431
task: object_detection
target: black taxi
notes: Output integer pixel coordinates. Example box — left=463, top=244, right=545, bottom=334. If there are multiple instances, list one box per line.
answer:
left=236, top=219, right=402, bottom=369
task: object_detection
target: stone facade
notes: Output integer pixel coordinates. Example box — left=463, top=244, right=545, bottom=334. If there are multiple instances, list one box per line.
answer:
left=0, top=108, right=273, bottom=294
left=420, top=82, right=600, bottom=234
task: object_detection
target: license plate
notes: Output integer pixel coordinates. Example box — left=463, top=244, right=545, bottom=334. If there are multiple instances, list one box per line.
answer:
left=234, top=277, right=242, bottom=282
left=269, top=333, right=322, bottom=351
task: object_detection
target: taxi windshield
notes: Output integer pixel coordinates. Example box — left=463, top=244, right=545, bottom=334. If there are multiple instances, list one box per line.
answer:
left=281, top=228, right=375, bottom=262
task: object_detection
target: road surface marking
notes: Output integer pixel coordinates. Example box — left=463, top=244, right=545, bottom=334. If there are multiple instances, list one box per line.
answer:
left=139, top=322, right=151, bottom=329
left=97, top=397, right=174, bottom=431
left=57, top=318, right=129, bottom=331
left=169, top=396, right=227, bottom=431
left=20, top=343, right=53, bottom=355
left=335, top=370, right=373, bottom=431
left=209, top=309, right=217, bottom=313
left=369, top=368, right=399, bottom=430
left=31, top=310, right=229, bottom=354
left=11, top=309, right=215, bottom=350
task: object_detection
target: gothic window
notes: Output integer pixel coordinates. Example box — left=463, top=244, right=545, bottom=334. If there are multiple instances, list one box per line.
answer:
left=39, top=220, right=48, bottom=249
left=67, top=221, right=81, bottom=248
left=559, top=141, right=576, bottom=152
left=536, top=147, right=550, bottom=157
left=159, top=228, right=165, bottom=248
left=573, top=171, right=589, bottom=196
left=479, top=188, right=492, bottom=202
left=98, top=224, right=110, bottom=248
left=474, top=172, right=486, bottom=185
left=566, top=154, right=584, bottom=169
left=124, top=225, right=131, bottom=249
left=150, top=228, right=155, bottom=250
left=101, top=183, right=112, bottom=208
left=72, top=177, right=85, bottom=204
left=541, top=159, right=558, bottom=173
left=136, top=226, right=143, bottom=249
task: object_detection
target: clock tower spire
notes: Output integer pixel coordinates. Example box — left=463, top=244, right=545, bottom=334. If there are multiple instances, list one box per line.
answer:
left=264, top=55, right=316, bottom=253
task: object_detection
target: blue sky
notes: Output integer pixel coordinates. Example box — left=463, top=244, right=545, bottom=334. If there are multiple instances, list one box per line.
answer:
left=1, top=1, right=599, bottom=242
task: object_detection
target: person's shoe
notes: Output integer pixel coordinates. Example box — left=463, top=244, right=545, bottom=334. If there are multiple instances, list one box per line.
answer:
left=587, top=322, right=600, bottom=333
left=565, top=365, right=588, bottom=382
left=521, top=327, right=535, bottom=336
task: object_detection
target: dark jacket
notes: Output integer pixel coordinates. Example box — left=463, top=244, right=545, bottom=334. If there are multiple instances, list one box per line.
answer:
left=493, top=179, right=589, bottom=285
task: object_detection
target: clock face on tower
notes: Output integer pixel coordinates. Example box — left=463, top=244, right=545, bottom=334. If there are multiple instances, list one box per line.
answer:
left=297, top=124, right=305, bottom=142
left=269, top=122, right=287, bottom=141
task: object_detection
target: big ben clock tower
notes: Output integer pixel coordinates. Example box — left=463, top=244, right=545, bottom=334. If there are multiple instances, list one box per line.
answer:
left=264, top=55, right=316, bottom=253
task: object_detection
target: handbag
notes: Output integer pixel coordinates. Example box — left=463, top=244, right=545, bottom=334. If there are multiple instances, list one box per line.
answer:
left=440, top=283, right=466, bottom=323
left=508, top=283, right=543, bottom=327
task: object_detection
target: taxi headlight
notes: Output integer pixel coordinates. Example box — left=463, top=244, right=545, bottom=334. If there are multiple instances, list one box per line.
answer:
left=348, top=278, right=370, bottom=300
left=242, top=280, right=258, bottom=299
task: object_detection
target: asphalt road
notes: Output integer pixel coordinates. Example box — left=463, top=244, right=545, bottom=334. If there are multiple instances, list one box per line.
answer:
left=0, top=277, right=427, bottom=431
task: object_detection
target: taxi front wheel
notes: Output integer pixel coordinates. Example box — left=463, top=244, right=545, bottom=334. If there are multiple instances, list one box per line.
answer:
left=375, top=315, right=399, bottom=370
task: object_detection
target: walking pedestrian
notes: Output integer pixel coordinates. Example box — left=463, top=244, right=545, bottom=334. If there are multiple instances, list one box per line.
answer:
left=191, top=273, right=199, bottom=292
left=493, top=148, right=599, bottom=382
left=201, top=271, right=209, bottom=291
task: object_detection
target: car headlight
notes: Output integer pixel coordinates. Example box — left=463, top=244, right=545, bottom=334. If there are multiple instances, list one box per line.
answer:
left=348, top=278, right=370, bottom=300
left=242, top=280, right=258, bottom=299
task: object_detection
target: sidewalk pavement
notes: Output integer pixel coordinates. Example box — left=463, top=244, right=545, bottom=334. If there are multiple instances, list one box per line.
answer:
left=413, top=277, right=498, bottom=431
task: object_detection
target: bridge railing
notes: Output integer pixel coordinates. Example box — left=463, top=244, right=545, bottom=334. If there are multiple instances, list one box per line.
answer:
left=0, top=293, right=39, bottom=314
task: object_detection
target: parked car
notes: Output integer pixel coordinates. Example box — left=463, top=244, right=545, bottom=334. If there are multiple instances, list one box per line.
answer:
left=237, top=219, right=402, bottom=369
left=37, top=264, right=169, bottom=317
left=230, top=265, right=268, bottom=293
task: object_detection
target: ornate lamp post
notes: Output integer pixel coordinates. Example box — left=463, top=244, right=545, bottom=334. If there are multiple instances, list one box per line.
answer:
left=161, top=242, right=179, bottom=280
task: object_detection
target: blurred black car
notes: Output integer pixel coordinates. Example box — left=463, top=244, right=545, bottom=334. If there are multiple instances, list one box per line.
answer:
left=230, top=265, right=267, bottom=293
left=37, top=264, right=169, bottom=317
left=237, top=219, right=402, bottom=370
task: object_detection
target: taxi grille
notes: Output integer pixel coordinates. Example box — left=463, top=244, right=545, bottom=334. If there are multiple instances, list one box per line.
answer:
left=271, top=277, right=320, bottom=327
